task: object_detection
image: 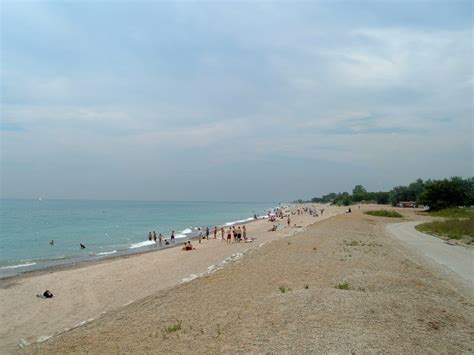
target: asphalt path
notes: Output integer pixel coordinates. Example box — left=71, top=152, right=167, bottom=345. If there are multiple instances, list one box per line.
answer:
left=386, top=221, right=474, bottom=284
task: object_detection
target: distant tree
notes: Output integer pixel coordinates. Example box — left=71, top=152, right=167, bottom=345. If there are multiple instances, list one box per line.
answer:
left=322, top=192, right=337, bottom=202
left=418, top=177, right=471, bottom=210
left=408, top=178, right=425, bottom=203
left=373, top=191, right=390, bottom=204
left=389, top=186, right=412, bottom=206
left=352, top=185, right=368, bottom=202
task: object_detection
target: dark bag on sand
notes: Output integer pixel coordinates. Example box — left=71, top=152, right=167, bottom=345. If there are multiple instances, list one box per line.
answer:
left=43, top=290, right=54, bottom=298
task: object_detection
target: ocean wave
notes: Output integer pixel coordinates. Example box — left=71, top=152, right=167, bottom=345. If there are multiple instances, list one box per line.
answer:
left=181, top=228, right=193, bottom=234
left=95, top=250, right=117, bottom=256
left=129, top=240, right=156, bottom=249
left=1, top=262, right=37, bottom=269
left=224, top=217, right=255, bottom=226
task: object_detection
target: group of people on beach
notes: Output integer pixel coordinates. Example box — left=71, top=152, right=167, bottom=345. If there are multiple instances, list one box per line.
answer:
left=148, top=230, right=174, bottom=245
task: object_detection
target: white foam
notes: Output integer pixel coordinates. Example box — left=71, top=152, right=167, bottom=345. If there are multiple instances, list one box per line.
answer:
left=224, top=217, right=254, bottom=226
left=1, top=262, right=36, bottom=270
left=96, top=250, right=117, bottom=256
left=129, top=240, right=156, bottom=249
left=181, top=228, right=193, bottom=234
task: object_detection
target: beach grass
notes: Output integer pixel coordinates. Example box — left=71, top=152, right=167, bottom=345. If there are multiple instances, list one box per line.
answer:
left=365, top=210, right=402, bottom=218
left=428, top=208, right=474, bottom=219
left=416, top=216, right=474, bottom=241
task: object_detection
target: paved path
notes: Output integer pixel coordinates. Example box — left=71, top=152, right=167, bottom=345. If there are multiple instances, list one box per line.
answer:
left=386, top=221, right=474, bottom=283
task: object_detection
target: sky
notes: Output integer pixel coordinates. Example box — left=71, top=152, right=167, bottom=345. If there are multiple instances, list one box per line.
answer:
left=1, top=0, right=472, bottom=202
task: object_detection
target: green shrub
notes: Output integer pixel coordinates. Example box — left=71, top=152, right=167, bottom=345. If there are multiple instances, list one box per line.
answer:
left=365, top=210, right=402, bottom=218
left=165, top=321, right=182, bottom=333
left=336, top=281, right=350, bottom=290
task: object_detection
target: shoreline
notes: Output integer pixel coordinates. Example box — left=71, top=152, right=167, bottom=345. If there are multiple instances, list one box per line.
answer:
left=0, top=214, right=272, bottom=280
left=1, top=203, right=340, bottom=352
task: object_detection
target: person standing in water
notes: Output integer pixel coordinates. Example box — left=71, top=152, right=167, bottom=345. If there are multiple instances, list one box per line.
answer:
left=148, top=232, right=152, bottom=241
left=158, top=233, right=163, bottom=245
left=170, top=231, right=175, bottom=242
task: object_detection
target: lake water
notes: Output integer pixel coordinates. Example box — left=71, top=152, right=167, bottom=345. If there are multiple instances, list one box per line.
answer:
left=0, top=199, right=276, bottom=275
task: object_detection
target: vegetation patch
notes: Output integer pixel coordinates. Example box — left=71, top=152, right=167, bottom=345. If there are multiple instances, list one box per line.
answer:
left=365, top=210, right=402, bottom=218
left=336, top=281, right=350, bottom=290
left=416, top=218, right=474, bottom=241
left=164, top=321, right=182, bottom=333
left=279, top=286, right=291, bottom=293
left=428, top=208, right=473, bottom=219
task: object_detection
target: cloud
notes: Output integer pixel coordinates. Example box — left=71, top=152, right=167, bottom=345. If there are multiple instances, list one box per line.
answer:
left=1, top=1, right=472, bottom=200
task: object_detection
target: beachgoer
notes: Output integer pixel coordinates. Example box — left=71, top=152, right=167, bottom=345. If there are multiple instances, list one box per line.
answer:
left=287, top=216, right=291, bottom=226
left=254, top=213, right=258, bottom=220
left=148, top=232, right=152, bottom=241
left=171, top=231, right=175, bottom=242
left=187, top=241, right=195, bottom=250
left=165, top=240, right=170, bottom=245
left=206, top=227, right=210, bottom=240
left=213, top=226, right=217, bottom=239
left=182, top=243, right=188, bottom=251
left=80, top=243, right=86, bottom=249
left=43, top=290, right=54, bottom=298
left=49, top=240, right=54, bottom=246
left=227, top=228, right=232, bottom=244
left=221, top=227, right=225, bottom=241
left=243, top=225, right=247, bottom=240
left=158, top=233, right=163, bottom=245
left=237, top=226, right=242, bottom=242
left=153, top=231, right=157, bottom=242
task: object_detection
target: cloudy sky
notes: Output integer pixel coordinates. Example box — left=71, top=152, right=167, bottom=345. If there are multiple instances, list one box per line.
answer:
left=1, top=1, right=472, bottom=201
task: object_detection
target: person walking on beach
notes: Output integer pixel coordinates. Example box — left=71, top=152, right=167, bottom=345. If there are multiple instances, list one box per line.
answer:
left=213, top=226, right=217, bottom=239
left=171, top=231, right=175, bottom=242
left=227, top=228, right=232, bottom=244
left=287, top=216, right=291, bottom=227
left=243, top=225, right=247, bottom=241
left=221, top=227, right=225, bottom=242
left=206, top=227, right=210, bottom=240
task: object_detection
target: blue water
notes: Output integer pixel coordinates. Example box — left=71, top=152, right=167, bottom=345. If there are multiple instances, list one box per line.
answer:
left=0, top=199, right=274, bottom=270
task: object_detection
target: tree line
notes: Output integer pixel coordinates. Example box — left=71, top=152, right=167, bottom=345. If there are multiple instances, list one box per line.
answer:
left=295, top=177, right=473, bottom=211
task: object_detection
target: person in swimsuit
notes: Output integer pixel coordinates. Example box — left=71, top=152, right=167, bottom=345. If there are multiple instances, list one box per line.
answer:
left=153, top=231, right=157, bottom=242
left=227, top=228, right=232, bottom=244
left=221, top=227, right=225, bottom=241
left=171, top=231, right=175, bottom=242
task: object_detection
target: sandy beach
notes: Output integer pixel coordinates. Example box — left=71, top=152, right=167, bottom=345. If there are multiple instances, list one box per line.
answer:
left=1, top=204, right=343, bottom=352
left=3, top=204, right=473, bottom=353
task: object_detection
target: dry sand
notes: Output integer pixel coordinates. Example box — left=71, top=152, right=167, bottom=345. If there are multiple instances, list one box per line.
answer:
left=4, top=204, right=474, bottom=353
left=1, top=204, right=342, bottom=352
